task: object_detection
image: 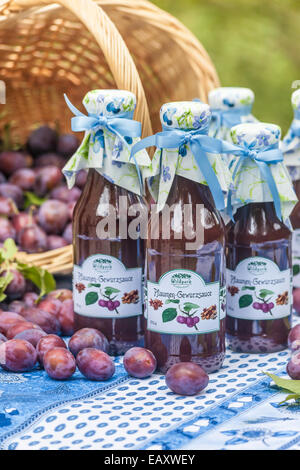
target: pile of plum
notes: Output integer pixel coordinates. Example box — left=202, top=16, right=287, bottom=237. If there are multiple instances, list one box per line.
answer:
left=0, top=287, right=210, bottom=395
left=0, top=126, right=87, bottom=252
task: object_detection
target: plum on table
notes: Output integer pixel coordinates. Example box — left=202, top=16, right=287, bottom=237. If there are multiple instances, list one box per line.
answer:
left=0, top=339, right=37, bottom=372
left=47, top=289, right=72, bottom=302
left=6, top=321, right=41, bottom=339
left=23, top=292, right=39, bottom=308
left=38, top=297, right=62, bottom=317
left=0, top=311, right=24, bottom=335
left=123, top=347, right=157, bottom=378
left=287, top=351, right=300, bottom=379
left=68, top=328, right=109, bottom=357
left=165, top=362, right=209, bottom=396
left=58, top=299, right=74, bottom=336
left=14, top=328, right=47, bottom=347
left=22, top=308, right=60, bottom=335
left=37, top=334, right=67, bottom=367
left=76, top=348, right=115, bottom=381
left=43, top=347, right=76, bottom=380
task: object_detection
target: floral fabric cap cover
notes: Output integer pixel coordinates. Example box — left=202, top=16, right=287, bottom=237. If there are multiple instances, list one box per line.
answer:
left=230, top=122, right=297, bottom=220
left=144, top=101, right=232, bottom=211
left=63, top=89, right=150, bottom=195
left=208, top=87, right=257, bottom=140
left=281, top=89, right=300, bottom=181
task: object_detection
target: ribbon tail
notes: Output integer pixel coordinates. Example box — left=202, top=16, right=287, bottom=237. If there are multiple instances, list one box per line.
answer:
left=131, top=152, right=144, bottom=195
left=190, top=141, right=225, bottom=211
left=226, top=156, right=243, bottom=221
left=257, top=160, right=282, bottom=220
left=64, top=94, right=86, bottom=117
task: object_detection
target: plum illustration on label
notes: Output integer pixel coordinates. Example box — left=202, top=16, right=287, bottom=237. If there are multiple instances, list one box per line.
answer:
left=226, top=257, right=291, bottom=320
left=147, top=270, right=223, bottom=335
left=73, top=254, right=142, bottom=319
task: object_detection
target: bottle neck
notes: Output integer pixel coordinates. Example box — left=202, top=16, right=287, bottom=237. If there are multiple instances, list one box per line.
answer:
left=234, top=202, right=282, bottom=224
left=166, top=174, right=217, bottom=211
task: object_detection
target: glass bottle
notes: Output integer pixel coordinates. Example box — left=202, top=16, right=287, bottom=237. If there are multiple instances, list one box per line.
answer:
left=63, top=89, right=149, bottom=355
left=226, top=123, right=296, bottom=353
left=143, top=101, right=230, bottom=373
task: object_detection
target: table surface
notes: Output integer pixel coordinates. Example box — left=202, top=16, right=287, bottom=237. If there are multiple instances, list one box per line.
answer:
left=0, top=318, right=300, bottom=451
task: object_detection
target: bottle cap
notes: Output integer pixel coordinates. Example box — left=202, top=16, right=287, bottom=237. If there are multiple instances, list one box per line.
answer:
left=292, top=89, right=300, bottom=117
left=83, top=89, right=136, bottom=117
left=231, top=122, right=281, bottom=151
left=159, top=101, right=211, bottom=131
left=208, top=87, right=254, bottom=110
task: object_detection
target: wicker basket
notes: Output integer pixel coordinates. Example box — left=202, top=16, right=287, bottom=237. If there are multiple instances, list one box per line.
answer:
left=0, top=0, right=219, bottom=275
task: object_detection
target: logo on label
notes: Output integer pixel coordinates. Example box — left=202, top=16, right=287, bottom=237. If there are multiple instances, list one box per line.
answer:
left=92, top=258, right=112, bottom=272
left=170, top=273, right=192, bottom=289
left=247, top=260, right=267, bottom=276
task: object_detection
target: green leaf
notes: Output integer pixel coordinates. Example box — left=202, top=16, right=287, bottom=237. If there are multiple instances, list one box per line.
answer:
left=0, top=271, right=14, bottom=302
left=165, top=299, right=180, bottom=304
left=279, top=394, right=300, bottom=405
left=24, top=191, right=47, bottom=209
left=162, top=308, right=177, bottom=323
left=88, top=283, right=101, bottom=288
left=17, top=263, right=56, bottom=301
left=2, top=238, right=18, bottom=261
left=104, top=287, right=120, bottom=297
left=183, top=302, right=199, bottom=313
left=241, top=286, right=255, bottom=291
left=264, top=372, right=300, bottom=395
left=85, top=291, right=99, bottom=305
left=259, top=289, right=274, bottom=299
left=293, top=265, right=300, bottom=276
left=239, top=294, right=253, bottom=308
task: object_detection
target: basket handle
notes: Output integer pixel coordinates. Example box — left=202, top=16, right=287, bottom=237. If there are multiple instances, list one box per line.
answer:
left=3, top=0, right=153, bottom=137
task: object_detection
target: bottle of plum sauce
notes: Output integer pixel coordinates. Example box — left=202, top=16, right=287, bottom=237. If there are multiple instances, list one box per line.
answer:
left=282, top=89, right=300, bottom=314
left=226, top=123, right=297, bottom=353
left=63, top=90, right=149, bottom=355
left=142, top=101, right=230, bottom=373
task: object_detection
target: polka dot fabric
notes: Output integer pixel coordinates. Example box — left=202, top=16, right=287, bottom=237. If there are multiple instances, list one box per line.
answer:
left=0, top=343, right=296, bottom=450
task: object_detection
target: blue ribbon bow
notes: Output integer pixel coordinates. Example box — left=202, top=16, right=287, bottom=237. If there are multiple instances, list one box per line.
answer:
left=227, top=144, right=284, bottom=221
left=211, top=105, right=252, bottom=131
left=131, top=126, right=239, bottom=211
left=64, top=94, right=144, bottom=193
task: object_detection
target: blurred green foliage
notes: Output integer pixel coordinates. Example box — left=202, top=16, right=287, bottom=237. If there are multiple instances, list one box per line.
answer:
left=152, top=0, right=300, bottom=134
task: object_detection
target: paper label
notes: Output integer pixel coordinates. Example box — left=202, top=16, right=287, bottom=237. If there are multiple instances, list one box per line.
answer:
left=73, top=254, right=142, bottom=318
left=146, top=270, right=224, bottom=335
left=226, top=257, right=291, bottom=320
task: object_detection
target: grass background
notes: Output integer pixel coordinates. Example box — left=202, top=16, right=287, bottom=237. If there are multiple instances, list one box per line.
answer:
left=153, top=0, right=300, bottom=134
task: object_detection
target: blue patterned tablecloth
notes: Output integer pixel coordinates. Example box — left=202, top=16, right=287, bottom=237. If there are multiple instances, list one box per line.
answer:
left=0, top=319, right=299, bottom=451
